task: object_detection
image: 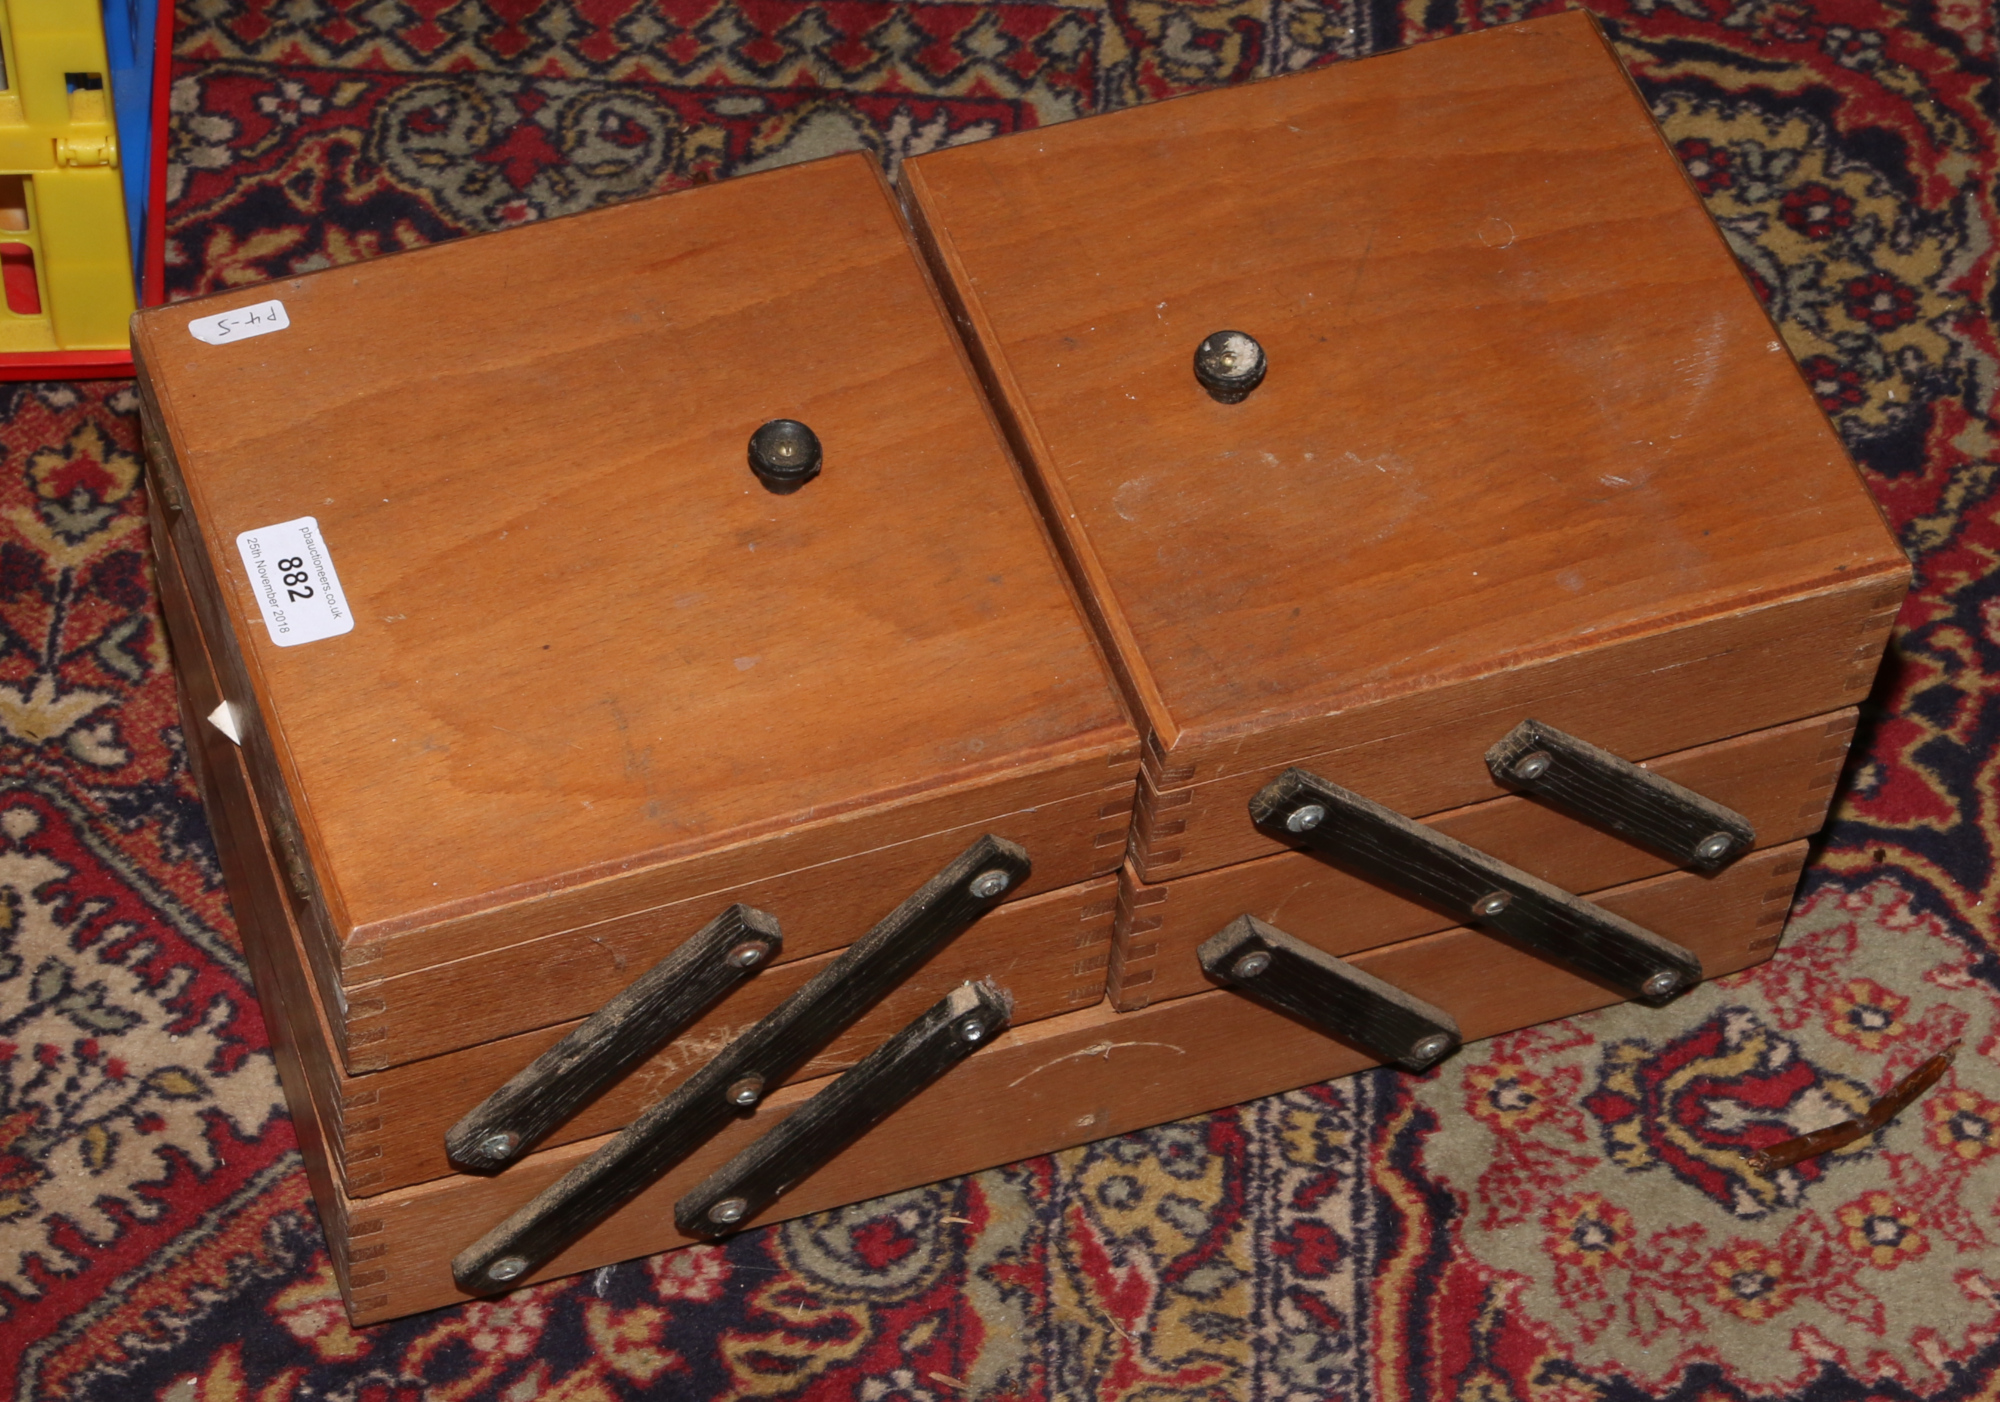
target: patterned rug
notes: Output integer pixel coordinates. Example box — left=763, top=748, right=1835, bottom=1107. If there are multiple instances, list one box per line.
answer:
left=2, top=0, right=1995, bottom=1395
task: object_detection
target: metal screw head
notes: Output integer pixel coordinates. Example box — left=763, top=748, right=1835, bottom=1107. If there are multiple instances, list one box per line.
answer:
left=1695, top=832, right=1735, bottom=863
left=1472, top=890, right=1513, bottom=918
left=727, top=1075, right=764, bottom=1108
left=1231, top=950, right=1272, bottom=980
left=1409, top=1032, right=1454, bottom=1066
left=1513, top=750, right=1553, bottom=782
left=956, top=1015, right=989, bottom=1044
left=478, top=1130, right=520, bottom=1160
left=1193, top=330, right=1268, bottom=404
left=969, top=869, right=1012, bottom=899
left=727, top=940, right=770, bottom=969
left=708, top=1197, right=748, bottom=1226
left=487, top=1256, right=528, bottom=1283
left=1642, top=970, right=1682, bottom=999
left=747, top=419, right=822, bottom=494
left=1286, top=804, right=1326, bottom=834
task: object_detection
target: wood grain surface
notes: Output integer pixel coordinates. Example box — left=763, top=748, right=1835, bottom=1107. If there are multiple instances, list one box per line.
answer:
left=1110, top=707, right=1855, bottom=1005
left=903, top=11, right=1907, bottom=874
left=281, top=840, right=1804, bottom=1323
left=133, top=151, right=1137, bottom=1041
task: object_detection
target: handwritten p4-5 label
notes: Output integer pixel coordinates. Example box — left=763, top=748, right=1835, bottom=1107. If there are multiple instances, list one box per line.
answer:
left=189, top=299, right=289, bottom=346
left=236, top=517, right=354, bottom=647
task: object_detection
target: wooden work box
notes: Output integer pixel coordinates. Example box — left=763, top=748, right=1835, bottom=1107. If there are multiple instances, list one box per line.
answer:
left=132, top=151, right=1141, bottom=1082
left=137, top=14, right=1906, bottom=1324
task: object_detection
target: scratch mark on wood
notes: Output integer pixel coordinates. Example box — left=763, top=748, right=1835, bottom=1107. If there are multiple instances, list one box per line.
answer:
left=1006, top=1039, right=1185, bottom=1088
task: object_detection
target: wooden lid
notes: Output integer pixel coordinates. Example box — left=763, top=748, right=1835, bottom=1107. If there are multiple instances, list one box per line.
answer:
left=903, top=14, right=1906, bottom=782
left=134, top=153, right=1133, bottom=949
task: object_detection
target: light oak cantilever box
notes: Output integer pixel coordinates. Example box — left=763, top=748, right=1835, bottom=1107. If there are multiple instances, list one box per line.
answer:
left=132, top=151, right=1141, bottom=1081
left=140, top=12, right=1907, bottom=1323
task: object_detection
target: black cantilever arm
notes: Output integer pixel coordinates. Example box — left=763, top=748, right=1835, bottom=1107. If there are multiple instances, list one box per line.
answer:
left=675, top=979, right=1013, bottom=1236
left=444, top=904, right=782, bottom=1172
left=1199, top=915, right=1459, bottom=1073
left=1485, top=718, right=1756, bottom=872
left=1249, top=768, right=1702, bottom=1004
left=449, top=834, right=1031, bottom=1294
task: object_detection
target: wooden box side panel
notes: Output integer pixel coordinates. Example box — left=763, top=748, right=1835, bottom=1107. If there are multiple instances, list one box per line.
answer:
left=307, top=843, right=1800, bottom=1323
left=1125, top=578, right=1901, bottom=879
left=326, top=750, right=1138, bottom=994
left=1111, top=706, right=1855, bottom=1005
left=148, top=497, right=359, bottom=1114
left=153, top=510, right=374, bottom=1303
left=140, top=384, right=360, bottom=1034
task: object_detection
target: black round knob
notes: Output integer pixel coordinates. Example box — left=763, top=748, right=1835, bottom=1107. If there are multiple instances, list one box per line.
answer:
left=1193, top=331, right=1267, bottom=404
left=747, top=419, right=822, bottom=494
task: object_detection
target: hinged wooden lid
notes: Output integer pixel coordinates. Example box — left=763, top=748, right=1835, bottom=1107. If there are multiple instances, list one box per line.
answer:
left=134, top=152, right=1135, bottom=989
left=903, top=14, right=1908, bottom=873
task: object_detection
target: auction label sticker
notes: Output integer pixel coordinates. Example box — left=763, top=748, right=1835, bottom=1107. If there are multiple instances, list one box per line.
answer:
left=189, top=299, right=289, bottom=346
left=236, top=517, right=354, bottom=647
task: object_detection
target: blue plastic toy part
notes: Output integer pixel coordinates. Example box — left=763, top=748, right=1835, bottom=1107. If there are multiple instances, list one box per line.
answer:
left=101, top=0, right=159, bottom=280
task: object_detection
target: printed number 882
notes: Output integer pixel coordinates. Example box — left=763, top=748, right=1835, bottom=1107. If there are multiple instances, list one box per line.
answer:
left=277, top=556, right=315, bottom=603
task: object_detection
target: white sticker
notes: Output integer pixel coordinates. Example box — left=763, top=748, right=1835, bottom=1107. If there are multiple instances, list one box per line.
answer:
left=188, top=299, right=289, bottom=347
left=205, top=700, right=242, bottom=744
left=236, top=517, right=354, bottom=648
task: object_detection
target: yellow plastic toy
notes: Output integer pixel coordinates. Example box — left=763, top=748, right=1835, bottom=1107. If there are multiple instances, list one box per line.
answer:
left=0, top=0, right=135, bottom=355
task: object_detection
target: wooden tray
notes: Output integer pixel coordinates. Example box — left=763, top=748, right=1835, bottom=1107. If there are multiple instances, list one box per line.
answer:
left=133, top=151, right=1138, bottom=1071
left=1109, top=709, right=1854, bottom=1007
left=902, top=10, right=1907, bottom=884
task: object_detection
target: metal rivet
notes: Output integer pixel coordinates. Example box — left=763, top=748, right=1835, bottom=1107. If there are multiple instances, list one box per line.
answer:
left=1410, top=1033, right=1453, bottom=1065
left=478, top=1130, right=519, bottom=1160
left=1643, top=970, right=1681, bottom=999
left=1472, top=890, right=1512, bottom=918
left=970, top=869, right=1011, bottom=899
left=1231, top=950, right=1271, bottom=980
left=747, top=419, right=822, bottom=494
left=956, top=1015, right=988, bottom=1044
left=1513, top=750, right=1552, bottom=782
left=727, top=940, right=770, bottom=969
left=1286, top=804, right=1326, bottom=833
left=1695, top=832, right=1734, bottom=862
left=727, top=1075, right=764, bottom=1108
left=1193, top=330, right=1268, bottom=404
left=487, top=1256, right=528, bottom=1283
left=709, top=1197, right=748, bottom=1225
